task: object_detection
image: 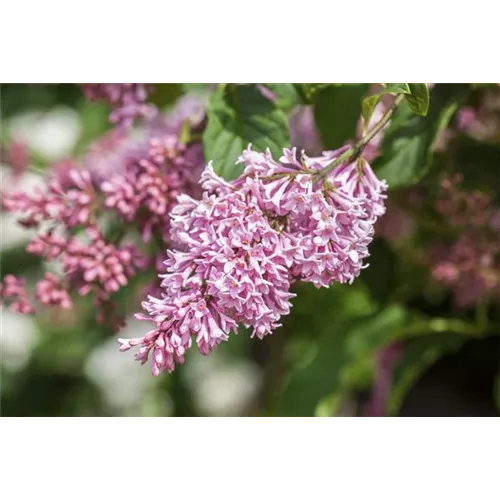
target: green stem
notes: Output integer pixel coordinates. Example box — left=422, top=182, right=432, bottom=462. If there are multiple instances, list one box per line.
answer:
left=315, top=94, right=404, bottom=180
left=261, top=94, right=404, bottom=184
left=393, top=317, right=490, bottom=340
left=475, top=300, right=489, bottom=330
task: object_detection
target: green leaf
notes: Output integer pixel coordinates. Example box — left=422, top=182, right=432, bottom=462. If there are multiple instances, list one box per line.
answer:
left=360, top=238, right=399, bottom=304
left=72, top=100, right=111, bottom=156
left=203, top=84, right=290, bottom=180
left=361, top=83, right=411, bottom=130
left=0, top=245, right=41, bottom=277
left=182, top=83, right=211, bottom=94
left=279, top=306, right=408, bottom=416
left=314, top=84, right=368, bottom=149
left=388, top=334, right=466, bottom=415
left=470, top=82, right=498, bottom=89
left=406, top=83, right=430, bottom=116
left=280, top=289, right=484, bottom=417
left=300, top=83, right=332, bottom=102
left=261, top=84, right=303, bottom=113
left=449, top=137, right=500, bottom=195
left=340, top=353, right=375, bottom=392
left=375, top=84, right=469, bottom=188
left=148, top=83, right=183, bottom=109
left=296, top=82, right=366, bottom=104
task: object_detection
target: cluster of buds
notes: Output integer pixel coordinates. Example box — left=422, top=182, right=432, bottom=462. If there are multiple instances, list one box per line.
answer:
left=80, top=84, right=156, bottom=129
left=1, top=90, right=206, bottom=329
left=0, top=275, right=35, bottom=314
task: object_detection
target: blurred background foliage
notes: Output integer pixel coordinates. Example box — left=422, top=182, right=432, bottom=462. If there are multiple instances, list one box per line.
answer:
left=1, top=83, right=499, bottom=416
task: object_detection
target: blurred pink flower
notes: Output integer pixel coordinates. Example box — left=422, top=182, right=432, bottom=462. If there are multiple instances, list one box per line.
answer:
left=0, top=275, right=35, bottom=314
left=81, top=83, right=156, bottom=129
left=430, top=174, right=500, bottom=307
left=35, top=273, right=72, bottom=309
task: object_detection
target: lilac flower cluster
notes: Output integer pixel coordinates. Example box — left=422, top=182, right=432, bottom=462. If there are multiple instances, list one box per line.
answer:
left=102, top=136, right=203, bottom=242
left=430, top=174, right=500, bottom=307
left=2, top=89, right=206, bottom=330
left=35, top=273, right=72, bottom=309
left=81, top=84, right=156, bottom=129
left=120, top=145, right=388, bottom=374
left=0, top=275, right=35, bottom=314
left=2, top=138, right=29, bottom=182
left=3, top=84, right=390, bottom=378
left=455, top=89, right=500, bottom=142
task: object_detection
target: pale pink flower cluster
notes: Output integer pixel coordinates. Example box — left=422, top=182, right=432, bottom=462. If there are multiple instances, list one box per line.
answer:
left=81, top=84, right=156, bottom=129
left=3, top=138, right=30, bottom=182
left=102, top=136, right=203, bottom=242
left=27, top=228, right=146, bottom=298
left=2, top=91, right=206, bottom=329
left=35, top=273, right=73, bottom=309
left=0, top=275, right=35, bottom=314
left=120, top=145, right=388, bottom=374
left=430, top=174, right=500, bottom=307
left=3, top=169, right=96, bottom=229
left=455, top=90, right=500, bottom=142
left=432, top=235, right=500, bottom=307
left=81, top=93, right=207, bottom=185
left=160, top=93, right=208, bottom=135
left=82, top=130, right=138, bottom=184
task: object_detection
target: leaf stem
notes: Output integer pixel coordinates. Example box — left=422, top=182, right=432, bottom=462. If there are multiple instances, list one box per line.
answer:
left=257, top=93, right=404, bottom=184
left=315, top=94, right=404, bottom=179
left=392, top=317, right=491, bottom=340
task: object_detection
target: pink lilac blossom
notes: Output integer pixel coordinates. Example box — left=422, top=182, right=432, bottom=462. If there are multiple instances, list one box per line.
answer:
left=25, top=227, right=147, bottom=330
left=35, top=272, right=72, bottom=309
left=2, top=168, right=96, bottom=229
left=102, top=135, right=204, bottom=242
left=431, top=234, right=500, bottom=308
left=51, top=158, right=82, bottom=190
left=3, top=138, right=30, bottom=182
left=455, top=90, right=500, bottom=142
left=159, top=93, right=208, bottom=135
left=456, top=106, right=478, bottom=131
left=82, top=91, right=207, bottom=186
left=0, top=275, right=35, bottom=314
left=435, top=173, right=491, bottom=228
left=82, top=130, right=138, bottom=184
left=121, top=145, right=388, bottom=374
left=2, top=94, right=206, bottom=326
left=81, top=84, right=156, bottom=129
left=27, top=228, right=147, bottom=298
left=430, top=174, right=500, bottom=307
